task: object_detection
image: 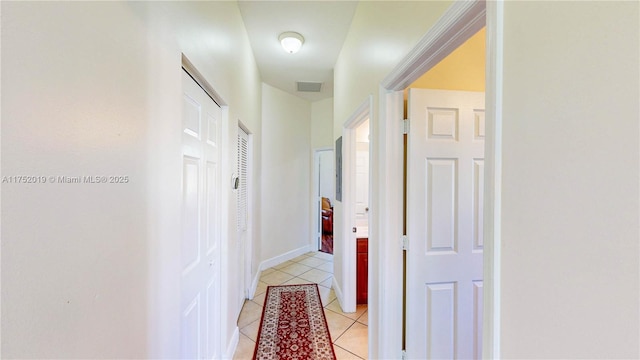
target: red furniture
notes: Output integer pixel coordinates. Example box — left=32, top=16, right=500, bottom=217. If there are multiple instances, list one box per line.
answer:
left=357, top=238, right=368, bottom=304
left=321, top=197, right=333, bottom=234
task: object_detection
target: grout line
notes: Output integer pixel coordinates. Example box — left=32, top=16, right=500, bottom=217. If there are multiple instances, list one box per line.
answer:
left=333, top=319, right=358, bottom=343
left=333, top=344, right=364, bottom=360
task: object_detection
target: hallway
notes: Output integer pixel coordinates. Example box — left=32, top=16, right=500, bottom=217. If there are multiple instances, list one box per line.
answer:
left=233, top=252, right=368, bottom=359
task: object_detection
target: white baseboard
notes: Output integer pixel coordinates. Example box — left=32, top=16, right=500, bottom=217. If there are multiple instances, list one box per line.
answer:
left=314, top=251, right=333, bottom=261
left=224, top=326, right=239, bottom=359
left=249, top=270, right=261, bottom=300
left=248, top=244, right=311, bottom=298
left=332, top=276, right=345, bottom=312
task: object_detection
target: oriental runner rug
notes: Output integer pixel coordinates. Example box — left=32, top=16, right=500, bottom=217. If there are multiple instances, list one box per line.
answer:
left=253, top=284, right=336, bottom=360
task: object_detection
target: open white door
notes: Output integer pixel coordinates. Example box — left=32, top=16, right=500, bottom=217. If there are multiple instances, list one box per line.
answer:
left=406, top=89, right=485, bottom=359
left=180, top=70, right=222, bottom=359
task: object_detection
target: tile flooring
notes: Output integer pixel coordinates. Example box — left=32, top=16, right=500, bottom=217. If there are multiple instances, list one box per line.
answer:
left=232, top=251, right=368, bottom=359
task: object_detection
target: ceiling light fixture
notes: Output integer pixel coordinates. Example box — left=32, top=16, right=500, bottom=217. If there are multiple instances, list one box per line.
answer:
left=279, top=32, right=304, bottom=54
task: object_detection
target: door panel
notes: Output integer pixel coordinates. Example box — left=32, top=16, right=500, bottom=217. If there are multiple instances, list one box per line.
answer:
left=425, top=282, right=456, bottom=359
left=407, top=89, right=484, bottom=359
left=181, top=70, right=221, bottom=359
left=426, top=158, right=457, bottom=252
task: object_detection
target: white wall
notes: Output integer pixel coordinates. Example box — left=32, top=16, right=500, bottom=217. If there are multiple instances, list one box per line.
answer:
left=311, top=97, right=334, bottom=149
left=318, top=151, right=335, bottom=202
left=260, top=84, right=312, bottom=262
left=1, top=2, right=262, bottom=358
left=332, top=2, right=451, bottom=356
left=310, top=98, right=334, bottom=250
left=499, top=2, right=639, bottom=358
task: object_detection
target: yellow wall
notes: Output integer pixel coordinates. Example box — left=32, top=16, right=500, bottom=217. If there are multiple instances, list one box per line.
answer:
left=409, top=27, right=485, bottom=91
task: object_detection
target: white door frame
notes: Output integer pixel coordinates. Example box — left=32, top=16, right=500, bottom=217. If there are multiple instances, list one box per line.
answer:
left=339, top=96, right=373, bottom=313
left=312, top=147, right=334, bottom=251
left=375, top=0, right=503, bottom=358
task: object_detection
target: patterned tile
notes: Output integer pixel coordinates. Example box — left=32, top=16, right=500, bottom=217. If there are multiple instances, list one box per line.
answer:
left=335, top=322, right=368, bottom=359
left=279, top=262, right=313, bottom=276
left=237, top=300, right=263, bottom=329
left=260, top=270, right=294, bottom=285
left=317, top=285, right=333, bottom=305
left=356, top=310, right=368, bottom=325
left=261, top=268, right=276, bottom=276
left=232, top=334, right=256, bottom=360
left=315, top=261, right=334, bottom=273
left=319, top=277, right=333, bottom=288
left=273, top=260, right=295, bottom=270
left=298, top=268, right=332, bottom=283
left=296, top=256, right=326, bottom=268
left=293, top=253, right=311, bottom=260
left=251, top=291, right=267, bottom=306
left=282, top=277, right=313, bottom=286
left=325, top=300, right=367, bottom=321
left=333, top=344, right=363, bottom=360
left=254, top=281, right=268, bottom=296
left=240, top=319, right=261, bottom=342
left=324, top=308, right=356, bottom=341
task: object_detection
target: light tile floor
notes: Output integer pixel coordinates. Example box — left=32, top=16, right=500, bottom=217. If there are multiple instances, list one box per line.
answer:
left=233, top=251, right=368, bottom=360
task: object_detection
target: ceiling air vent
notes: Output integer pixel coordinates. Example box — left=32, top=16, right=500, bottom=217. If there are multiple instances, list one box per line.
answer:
left=296, top=81, right=323, bottom=92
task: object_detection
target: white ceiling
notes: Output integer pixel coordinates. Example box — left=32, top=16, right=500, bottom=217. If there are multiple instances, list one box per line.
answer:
left=238, top=1, right=359, bottom=102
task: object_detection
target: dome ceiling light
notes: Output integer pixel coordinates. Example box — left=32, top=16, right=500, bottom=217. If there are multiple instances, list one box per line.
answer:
left=279, top=32, right=304, bottom=54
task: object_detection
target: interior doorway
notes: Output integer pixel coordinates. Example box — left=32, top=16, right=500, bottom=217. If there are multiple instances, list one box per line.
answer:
left=374, top=1, right=501, bottom=358
left=337, top=97, right=372, bottom=304
left=314, top=148, right=335, bottom=254
left=339, top=96, right=373, bottom=357
left=354, top=119, right=370, bottom=306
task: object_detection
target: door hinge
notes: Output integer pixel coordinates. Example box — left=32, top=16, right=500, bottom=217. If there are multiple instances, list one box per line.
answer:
left=403, top=119, right=409, bottom=135
left=402, top=350, right=407, bottom=360
left=402, top=235, right=409, bottom=251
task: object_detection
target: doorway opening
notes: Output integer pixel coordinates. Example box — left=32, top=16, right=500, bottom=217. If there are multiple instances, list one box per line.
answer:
left=374, top=1, right=502, bottom=358
left=314, top=148, right=335, bottom=254
left=354, top=119, right=370, bottom=307
left=334, top=95, right=373, bottom=358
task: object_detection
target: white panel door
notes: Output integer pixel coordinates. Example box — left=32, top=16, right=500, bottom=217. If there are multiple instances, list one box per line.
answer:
left=181, top=70, right=221, bottom=360
left=406, top=89, right=484, bottom=360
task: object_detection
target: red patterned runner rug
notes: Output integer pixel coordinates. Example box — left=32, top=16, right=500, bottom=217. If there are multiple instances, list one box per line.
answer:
left=253, top=284, right=336, bottom=360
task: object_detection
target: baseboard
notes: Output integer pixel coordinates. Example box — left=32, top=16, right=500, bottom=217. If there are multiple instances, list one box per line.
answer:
left=262, top=244, right=312, bottom=270
left=249, top=270, right=261, bottom=300
left=249, top=244, right=311, bottom=298
left=314, top=251, right=333, bottom=261
left=224, top=326, right=240, bottom=359
left=332, top=276, right=345, bottom=312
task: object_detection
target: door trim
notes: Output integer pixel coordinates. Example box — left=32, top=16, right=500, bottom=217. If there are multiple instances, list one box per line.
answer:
left=375, top=0, right=503, bottom=358
left=339, top=96, right=372, bottom=314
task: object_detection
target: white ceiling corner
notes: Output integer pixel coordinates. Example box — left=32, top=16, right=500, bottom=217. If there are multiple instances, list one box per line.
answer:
left=238, top=1, right=359, bottom=102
